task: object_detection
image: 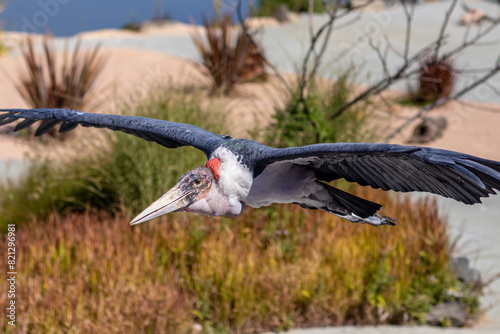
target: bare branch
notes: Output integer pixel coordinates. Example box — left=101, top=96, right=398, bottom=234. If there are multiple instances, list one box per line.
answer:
left=484, top=81, right=500, bottom=97
left=235, top=0, right=292, bottom=92
left=434, top=0, right=458, bottom=59
left=298, top=4, right=337, bottom=96
left=329, top=39, right=442, bottom=120
left=462, top=24, right=471, bottom=45
left=309, top=0, right=315, bottom=44
left=298, top=0, right=375, bottom=97
left=328, top=0, right=500, bottom=121
left=400, top=0, right=416, bottom=62
left=306, top=13, right=336, bottom=89
left=333, top=13, right=363, bottom=30
left=444, top=19, right=500, bottom=59
left=384, top=59, right=500, bottom=143
left=384, top=35, right=404, bottom=59
left=367, top=37, right=390, bottom=78
left=455, top=67, right=500, bottom=74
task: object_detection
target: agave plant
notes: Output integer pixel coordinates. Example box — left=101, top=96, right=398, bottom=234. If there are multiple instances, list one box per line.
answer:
left=15, top=36, right=106, bottom=137
left=191, top=15, right=267, bottom=95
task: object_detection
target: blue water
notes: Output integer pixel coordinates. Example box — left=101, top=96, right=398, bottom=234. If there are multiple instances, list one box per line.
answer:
left=0, top=0, right=256, bottom=37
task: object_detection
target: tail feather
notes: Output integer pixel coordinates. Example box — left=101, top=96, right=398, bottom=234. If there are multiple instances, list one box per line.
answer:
left=326, top=210, right=397, bottom=226
left=318, top=181, right=382, bottom=218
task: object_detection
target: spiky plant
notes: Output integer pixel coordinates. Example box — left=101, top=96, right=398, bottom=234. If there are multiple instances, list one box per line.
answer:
left=416, top=56, right=454, bottom=103
left=191, top=15, right=267, bottom=95
left=15, top=36, right=106, bottom=137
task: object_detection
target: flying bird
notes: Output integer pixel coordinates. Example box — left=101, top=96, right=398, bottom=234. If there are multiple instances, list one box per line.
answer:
left=1, top=108, right=500, bottom=227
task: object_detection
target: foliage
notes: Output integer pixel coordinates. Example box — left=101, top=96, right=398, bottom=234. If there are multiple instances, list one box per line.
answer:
left=262, top=69, right=371, bottom=148
left=121, top=22, right=142, bottom=32
left=257, top=0, right=325, bottom=16
left=121, top=10, right=142, bottom=32
left=0, top=88, right=223, bottom=228
left=0, top=190, right=481, bottom=333
left=191, top=15, right=267, bottom=95
left=15, top=36, right=105, bottom=137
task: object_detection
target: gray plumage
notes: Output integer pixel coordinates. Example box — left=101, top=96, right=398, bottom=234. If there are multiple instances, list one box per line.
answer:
left=0, top=108, right=225, bottom=157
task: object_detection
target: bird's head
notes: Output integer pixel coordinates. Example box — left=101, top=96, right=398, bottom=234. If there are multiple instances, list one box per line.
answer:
left=130, top=158, right=243, bottom=225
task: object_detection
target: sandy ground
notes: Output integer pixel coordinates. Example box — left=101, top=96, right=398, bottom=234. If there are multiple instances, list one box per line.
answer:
left=386, top=101, right=500, bottom=161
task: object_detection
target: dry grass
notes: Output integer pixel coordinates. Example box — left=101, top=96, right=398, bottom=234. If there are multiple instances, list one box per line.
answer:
left=0, top=213, right=193, bottom=333
left=0, top=185, right=476, bottom=333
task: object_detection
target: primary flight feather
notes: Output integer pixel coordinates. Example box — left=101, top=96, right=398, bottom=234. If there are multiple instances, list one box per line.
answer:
left=1, top=108, right=500, bottom=226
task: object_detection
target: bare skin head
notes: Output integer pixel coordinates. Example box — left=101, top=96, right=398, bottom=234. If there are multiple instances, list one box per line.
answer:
left=130, top=166, right=243, bottom=225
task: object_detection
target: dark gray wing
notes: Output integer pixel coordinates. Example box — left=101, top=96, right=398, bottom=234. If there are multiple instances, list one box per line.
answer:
left=253, top=143, right=500, bottom=205
left=0, top=108, right=225, bottom=157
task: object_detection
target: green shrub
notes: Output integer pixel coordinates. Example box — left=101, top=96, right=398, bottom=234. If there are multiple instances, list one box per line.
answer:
left=121, top=22, right=142, bottom=32
left=257, top=0, right=325, bottom=16
left=262, top=69, right=371, bottom=148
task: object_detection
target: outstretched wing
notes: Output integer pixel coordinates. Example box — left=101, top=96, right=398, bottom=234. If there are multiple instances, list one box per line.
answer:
left=0, top=108, right=225, bottom=157
left=253, top=143, right=500, bottom=205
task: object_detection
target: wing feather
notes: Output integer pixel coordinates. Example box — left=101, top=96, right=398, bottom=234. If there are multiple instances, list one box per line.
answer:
left=0, top=116, right=18, bottom=126
left=0, top=108, right=225, bottom=157
left=14, top=118, right=38, bottom=131
left=59, top=121, right=79, bottom=133
left=35, top=119, right=61, bottom=136
left=253, top=143, right=500, bottom=205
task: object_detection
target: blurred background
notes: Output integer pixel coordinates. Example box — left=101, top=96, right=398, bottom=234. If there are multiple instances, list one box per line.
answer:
left=1, top=1, right=500, bottom=333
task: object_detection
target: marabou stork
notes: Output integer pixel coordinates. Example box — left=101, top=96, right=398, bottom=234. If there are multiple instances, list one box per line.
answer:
left=1, top=108, right=500, bottom=227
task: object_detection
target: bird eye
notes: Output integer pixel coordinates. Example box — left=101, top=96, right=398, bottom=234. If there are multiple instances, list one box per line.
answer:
left=193, top=179, right=203, bottom=186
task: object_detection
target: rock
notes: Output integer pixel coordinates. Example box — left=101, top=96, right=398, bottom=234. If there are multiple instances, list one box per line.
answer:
left=459, top=5, right=486, bottom=26
left=272, top=5, right=291, bottom=23
left=409, top=116, right=447, bottom=144
left=426, top=301, right=467, bottom=327
left=452, top=257, right=481, bottom=284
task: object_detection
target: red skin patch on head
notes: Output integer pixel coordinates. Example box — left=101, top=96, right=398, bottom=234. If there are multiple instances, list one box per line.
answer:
left=206, top=158, right=221, bottom=180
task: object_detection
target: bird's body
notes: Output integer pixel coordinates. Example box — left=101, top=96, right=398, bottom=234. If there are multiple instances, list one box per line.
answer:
left=1, top=108, right=500, bottom=226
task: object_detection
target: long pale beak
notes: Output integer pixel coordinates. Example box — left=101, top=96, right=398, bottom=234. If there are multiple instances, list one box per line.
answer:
left=130, top=184, right=194, bottom=225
